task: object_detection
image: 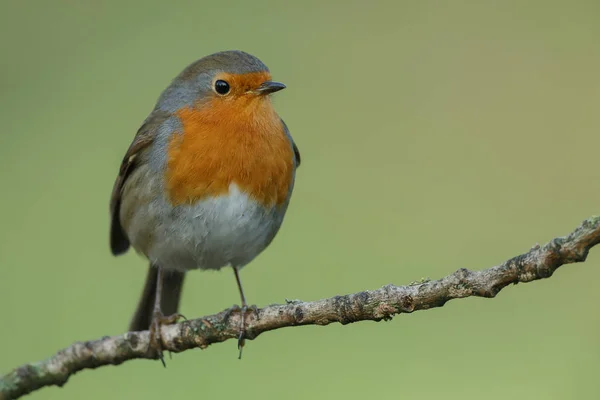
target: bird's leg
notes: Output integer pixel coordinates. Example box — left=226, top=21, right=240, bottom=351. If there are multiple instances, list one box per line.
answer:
left=233, top=266, right=248, bottom=359
left=148, top=267, right=184, bottom=366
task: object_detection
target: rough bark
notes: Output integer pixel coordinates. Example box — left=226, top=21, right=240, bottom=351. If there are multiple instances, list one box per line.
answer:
left=1, top=216, right=599, bottom=400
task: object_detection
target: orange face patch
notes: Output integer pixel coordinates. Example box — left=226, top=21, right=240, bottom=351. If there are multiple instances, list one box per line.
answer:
left=212, top=71, right=272, bottom=96
left=165, top=73, right=294, bottom=207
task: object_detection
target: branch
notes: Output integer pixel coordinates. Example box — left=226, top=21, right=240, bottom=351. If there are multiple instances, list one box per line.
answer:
left=2, top=216, right=600, bottom=400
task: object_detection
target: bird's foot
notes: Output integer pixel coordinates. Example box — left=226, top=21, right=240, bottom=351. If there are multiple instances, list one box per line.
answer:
left=149, top=310, right=185, bottom=367
left=224, top=304, right=258, bottom=359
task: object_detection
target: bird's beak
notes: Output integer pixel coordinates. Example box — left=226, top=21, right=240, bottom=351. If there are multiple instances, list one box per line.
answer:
left=255, top=81, right=286, bottom=95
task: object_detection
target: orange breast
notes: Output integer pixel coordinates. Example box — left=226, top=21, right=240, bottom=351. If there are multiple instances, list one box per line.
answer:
left=165, top=96, right=294, bottom=207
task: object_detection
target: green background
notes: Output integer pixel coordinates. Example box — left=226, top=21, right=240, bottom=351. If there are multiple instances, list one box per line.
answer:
left=1, top=1, right=599, bottom=399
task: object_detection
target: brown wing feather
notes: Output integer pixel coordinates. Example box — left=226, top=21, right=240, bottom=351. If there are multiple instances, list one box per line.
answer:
left=110, top=112, right=167, bottom=255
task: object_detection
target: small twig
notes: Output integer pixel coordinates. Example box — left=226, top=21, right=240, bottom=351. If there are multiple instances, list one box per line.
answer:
left=1, top=216, right=599, bottom=400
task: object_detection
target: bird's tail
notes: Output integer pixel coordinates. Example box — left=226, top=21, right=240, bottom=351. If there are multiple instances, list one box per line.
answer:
left=129, top=264, right=186, bottom=332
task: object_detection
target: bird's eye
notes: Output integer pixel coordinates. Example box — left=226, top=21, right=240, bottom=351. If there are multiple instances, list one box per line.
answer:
left=214, top=80, right=230, bottom=95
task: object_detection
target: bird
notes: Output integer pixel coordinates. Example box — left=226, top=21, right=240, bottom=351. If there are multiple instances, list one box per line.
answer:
left=109, top=50, right=300, bottom=362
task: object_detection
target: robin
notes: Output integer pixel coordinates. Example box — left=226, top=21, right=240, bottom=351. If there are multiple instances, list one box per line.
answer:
left=109, top=50, right=300, bottom=362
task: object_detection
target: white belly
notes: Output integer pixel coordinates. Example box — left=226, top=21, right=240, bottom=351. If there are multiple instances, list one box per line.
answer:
left=121, top=166, right=289, bottom=271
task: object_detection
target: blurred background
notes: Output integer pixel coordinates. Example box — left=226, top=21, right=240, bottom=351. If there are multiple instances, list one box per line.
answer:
left=1, top=0, right=599, bottom=399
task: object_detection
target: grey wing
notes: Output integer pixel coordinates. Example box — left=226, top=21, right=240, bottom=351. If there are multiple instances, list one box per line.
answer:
left=281, top=119, right=301, bottom=167
left=109, top=112, right=167, bottom=255
left=292, top=141, right=301, bottom=167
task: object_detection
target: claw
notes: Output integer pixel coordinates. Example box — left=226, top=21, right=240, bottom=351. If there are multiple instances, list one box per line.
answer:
left=238, top=304, right=248, bottom=359
left=237, top=329, right=246, bottom=359
left=148, top=311, right=184, bottom=366
left=223, top=304, right=249, bottom=359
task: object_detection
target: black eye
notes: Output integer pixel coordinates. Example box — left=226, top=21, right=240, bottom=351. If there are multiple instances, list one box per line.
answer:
left=214, top=80, right=230, bottom=95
